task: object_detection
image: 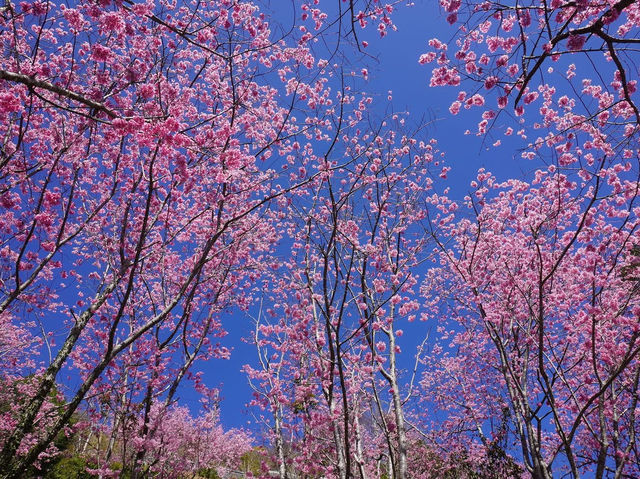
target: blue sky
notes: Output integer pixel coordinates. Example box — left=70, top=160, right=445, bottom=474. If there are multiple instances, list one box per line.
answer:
left=207, top=0, right=535, bottom=430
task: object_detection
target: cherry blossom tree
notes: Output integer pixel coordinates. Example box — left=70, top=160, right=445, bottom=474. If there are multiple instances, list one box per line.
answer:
left=416, top=2, right=640, bottom=476
left=247, top=104, right=439, bottom=478
left=82, top=401, right=253, bottom=478
left=421, top=0, right=639, bottom=175
left=4, top=0, right=640, bottom=476
left=0, top=0, right=375, bottom=474
left=423, top=166, right=640, bottom=478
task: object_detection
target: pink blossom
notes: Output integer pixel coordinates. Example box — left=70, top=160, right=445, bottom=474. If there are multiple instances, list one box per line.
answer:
left=484, top=76, right=498, bottom=89
left=91, top=44, right=111, bottom=62
left=419, top=52, right=436, bottom=64
left=567, top=34, right=586, bottom=51
left=0, top=93, right=20, bottom=114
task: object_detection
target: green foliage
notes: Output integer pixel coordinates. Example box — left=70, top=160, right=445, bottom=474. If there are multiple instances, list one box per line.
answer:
left=196, top=468, right=222, bottom=479
left=240, top=447, right=264, bottom=475
left=44, top=456, right=92, bottom=479
left=194, top=447, right=265, bottom=478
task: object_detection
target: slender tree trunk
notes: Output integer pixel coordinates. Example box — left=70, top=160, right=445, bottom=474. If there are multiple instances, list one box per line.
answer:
left=131, top=376, right=157, bottom=479
left=274, top=404, right=288, bottom=479
left=323, top=382, right=346, bottom=479
left=387, top=320, right=407, bottom=479
left=353, top=410, right=368, bottom=479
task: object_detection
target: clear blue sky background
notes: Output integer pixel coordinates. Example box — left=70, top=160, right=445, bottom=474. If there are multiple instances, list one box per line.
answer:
left=193, top=0, right=535, bottom=430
